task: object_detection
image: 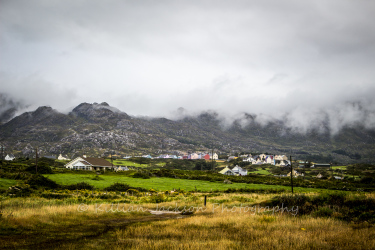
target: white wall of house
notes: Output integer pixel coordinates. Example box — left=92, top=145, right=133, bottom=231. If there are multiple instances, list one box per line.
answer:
left=65, top=157, right=86, bottom=169
left=190, top=153, right=199, bottom=159
left=5, top=154, right=15, bottom=161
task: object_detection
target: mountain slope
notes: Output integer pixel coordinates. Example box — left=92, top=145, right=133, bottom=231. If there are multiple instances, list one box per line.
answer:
left=0, top=102, right=374, bottom=164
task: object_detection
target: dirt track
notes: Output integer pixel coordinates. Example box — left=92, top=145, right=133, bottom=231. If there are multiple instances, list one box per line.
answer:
left=0, top=213, right=185, bottom=249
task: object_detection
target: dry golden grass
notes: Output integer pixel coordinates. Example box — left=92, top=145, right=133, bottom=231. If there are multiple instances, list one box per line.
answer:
left=111, top=210, right=375, bottom=250
left=1, top=193, right=375, bottom=249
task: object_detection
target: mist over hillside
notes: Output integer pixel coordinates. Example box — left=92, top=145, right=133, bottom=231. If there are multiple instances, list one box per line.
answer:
left=0, top=102, right=374, bottom=164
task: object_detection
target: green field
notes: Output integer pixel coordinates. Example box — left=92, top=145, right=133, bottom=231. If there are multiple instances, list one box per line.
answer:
left=331, top=165, right=347, bottom=170
left=111, top=159, right=166, bottom=168
left=251, top=168, right=272, bottom=175
left=0, top=178, right=18, bottom=190
left=44, top=173, right=323, bottom=193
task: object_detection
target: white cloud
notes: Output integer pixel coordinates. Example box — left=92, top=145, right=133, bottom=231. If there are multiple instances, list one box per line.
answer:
left=0, top=0, right=374, bottom=133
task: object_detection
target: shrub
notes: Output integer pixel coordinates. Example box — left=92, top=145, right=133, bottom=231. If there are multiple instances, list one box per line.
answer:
left=41, top=193, right=70, bottom=199
left=7, top=184, right=32, bottom=197
left=265, top=194, right=314, bottom=215
left=104, top=182, right=131, bottom=192
left=312, top=207, right=334, bottom=217
left=25, top=163, right=53, bottom=174
left=132, top=172, right=151, bottom=179
left=26, top=174, right=59, bottom=189
left=360, top=176, right=374, bottom=184
left=127, top=189, right=139, bottom=195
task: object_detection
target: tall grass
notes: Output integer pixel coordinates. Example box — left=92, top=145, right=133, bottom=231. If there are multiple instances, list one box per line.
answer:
left=111, top=209, right=375, bottom=249
left=1, top=193, right=374, bottom=249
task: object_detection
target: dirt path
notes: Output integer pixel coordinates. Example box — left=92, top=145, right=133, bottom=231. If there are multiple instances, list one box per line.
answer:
left=0, top=213, right=185, bottom=249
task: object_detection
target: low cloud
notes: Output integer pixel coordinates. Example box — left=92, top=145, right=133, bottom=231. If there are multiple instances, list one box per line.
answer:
left=0, top=0, right=374, bottom=134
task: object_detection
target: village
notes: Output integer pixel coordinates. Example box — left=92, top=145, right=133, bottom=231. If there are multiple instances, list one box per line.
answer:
left=3, top=150, right=337, bottom=179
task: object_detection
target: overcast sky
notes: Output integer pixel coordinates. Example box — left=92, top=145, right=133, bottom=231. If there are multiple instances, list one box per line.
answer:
left=1, top=0, right=375, bottom=133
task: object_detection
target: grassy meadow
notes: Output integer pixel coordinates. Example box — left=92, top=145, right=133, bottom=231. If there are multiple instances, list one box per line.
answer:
left=1, top=159, right=375, bottom=249
left=1, top=193, right=374, bottom=249
left=44, top=172, right=325, bottom=193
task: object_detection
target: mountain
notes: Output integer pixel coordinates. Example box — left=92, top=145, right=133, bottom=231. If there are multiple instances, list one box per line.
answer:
left=0, top=102, right=374, bottom=164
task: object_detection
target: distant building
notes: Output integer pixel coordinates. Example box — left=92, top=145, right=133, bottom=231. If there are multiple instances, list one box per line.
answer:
left=219, top=166, right=236, bottom=175
left=116, top=166, right=129, bottom=171
left=190, top=153, right=199, bottom=160
left=232, top=165, right=248, bottom=176
left=44, top=155, right=56, bottom=160
left=58, top=154, right=70, bottom=160
left=287, top=170, right=303, bottom=177
left=5, top=154, right=15, bottom=161
left=65, top=157, right=112, bottom=171
left=312, top=164, right=331, bottom=168
left=212, top=153, right=218, bottom=160
left=203, top=154, right=211, bottom=160
left=227, top=156, right=236, bottom=161
left=275, top=155, right=288, bottom=166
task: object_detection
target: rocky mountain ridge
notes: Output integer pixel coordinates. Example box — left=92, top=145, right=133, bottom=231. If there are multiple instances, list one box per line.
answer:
left=0, top=102, right=374, bottom=164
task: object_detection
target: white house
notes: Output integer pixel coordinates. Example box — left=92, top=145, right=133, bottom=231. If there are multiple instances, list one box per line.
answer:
left=58, top=154, right=70, bottom=160
left=264, top=155, right=275, bottom=165
left=232, top=165, right=248, bottom=176
left=5, top=154, right=15, bottom=161
left=65, top=156, right=112, bottom=171
left=212, top=153, right=219, bottom=160
left=116, top=166, right=129, bottom=171
left=190, top=153, right=199, bottom=160
left=333, top=176, right=344, bottom=180
left=219, top=166, right=236, bottom=175
left=287, top=170, right=304, bottom=177
left=259, top=154, right=267, bottom=161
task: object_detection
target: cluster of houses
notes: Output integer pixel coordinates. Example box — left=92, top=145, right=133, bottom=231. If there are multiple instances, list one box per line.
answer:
left=242, top=154, right=291, bottom=166
left=129, top=153, right=219, bottom=160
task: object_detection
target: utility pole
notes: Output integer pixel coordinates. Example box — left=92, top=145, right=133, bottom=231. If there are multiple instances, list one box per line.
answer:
left=211, top=142, right=214, bottom=171
left=290, top=155, right=293, bottom=194
left=330, top=162, right=333, bottom=178
left=35, top=146, right=38, bottom=174
left=111, top=151, right=114, bottom=171
left=0, top=143, right=4, bottom=170
left=1, top=143, right=4, bottom=161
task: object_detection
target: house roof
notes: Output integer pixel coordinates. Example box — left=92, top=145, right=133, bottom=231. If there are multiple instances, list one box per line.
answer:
left=219, top=167, right=234, bottom=174
left=84, top=157, right=112, bottom=167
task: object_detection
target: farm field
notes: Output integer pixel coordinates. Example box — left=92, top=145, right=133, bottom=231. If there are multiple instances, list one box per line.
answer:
left=44, top=173, right=326, bottom=193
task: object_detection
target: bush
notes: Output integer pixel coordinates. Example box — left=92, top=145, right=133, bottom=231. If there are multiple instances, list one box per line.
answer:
left=127, top=189, right=139, bottom=195
left=104, top=182, right=131, bottom=192
left=7, top=184, right=32, bottom=197
left=26, top=174, right=59, bottom=189
left=312, top=207, right=334, bottom=217
left=132, top=172, right=151, bottom=179
left=25, top=163, right=53, bottom=174
left=360, top=176, right=374, bottom=184
left=41, top=193, right=70, bottom=199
